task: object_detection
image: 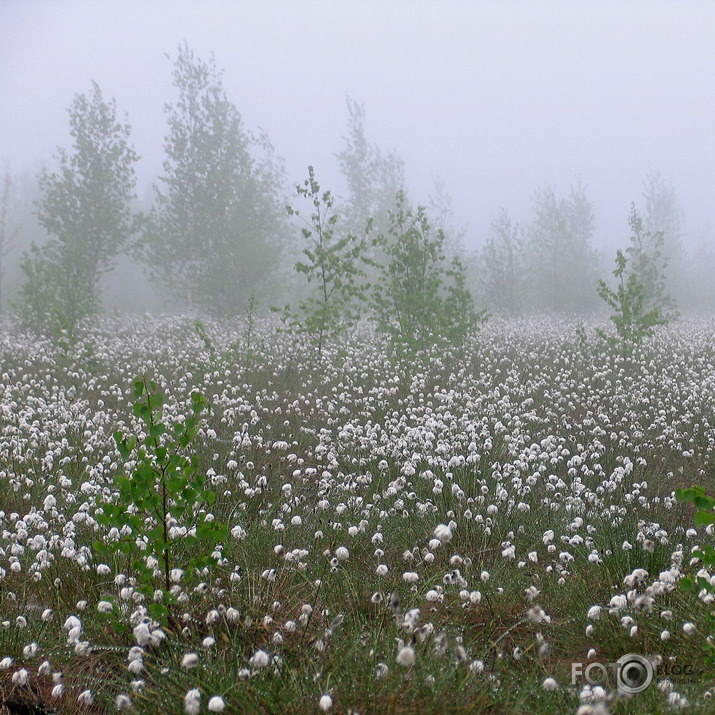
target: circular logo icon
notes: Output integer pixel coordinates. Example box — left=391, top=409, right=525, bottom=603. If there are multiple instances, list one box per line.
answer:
left=616, top=654, right=654, bottom=694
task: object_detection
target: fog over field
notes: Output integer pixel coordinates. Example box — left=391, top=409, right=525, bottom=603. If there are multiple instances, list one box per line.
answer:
left=2, top=4, right=715, bottom=713
left=2, top=1, right=715, bottom=281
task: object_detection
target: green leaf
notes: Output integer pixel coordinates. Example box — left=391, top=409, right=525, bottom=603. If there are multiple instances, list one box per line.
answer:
left=197, top=523, right=219, bottom=542
left=681, top=576, right=695, bottom=592
left=148, top=602, right=169, bottom=621
left=694, top=510, right=715, bottom=527
left=694, top=495, right=715, bottom=511
left=181, top=487, right=198, bottom=505
left=150, top=422, right=166, bottom=438
left=201, top=489, right=216, bottom=506
left=148, top=392, right=164, bottom=410
left=133, top=403, right=150, bottom=420
left=675, top=486, right=704, bottom=504
left=115, top=435, right=131, bottom=460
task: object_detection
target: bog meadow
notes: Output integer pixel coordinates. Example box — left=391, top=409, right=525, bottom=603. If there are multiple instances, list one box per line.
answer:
left=3, top=17, right=715, bottom=714
left=1, top=314, right=715, bottom=714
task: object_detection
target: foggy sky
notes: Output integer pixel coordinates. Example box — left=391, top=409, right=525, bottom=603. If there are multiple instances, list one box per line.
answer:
left=2, top=0, right=714, bottom=251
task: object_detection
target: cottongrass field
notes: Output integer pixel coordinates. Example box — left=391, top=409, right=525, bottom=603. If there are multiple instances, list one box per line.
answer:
left=1, top=315, right=715, bottom=714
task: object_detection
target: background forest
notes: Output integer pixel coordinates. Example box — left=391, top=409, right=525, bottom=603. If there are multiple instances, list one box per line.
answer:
left=1, top=43, right=712, bottom=341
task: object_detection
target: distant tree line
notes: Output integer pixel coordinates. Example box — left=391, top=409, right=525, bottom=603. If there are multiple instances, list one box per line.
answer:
left=471, top=169, right=691, bottom=317
left=1, top=42, right=714, bottom=342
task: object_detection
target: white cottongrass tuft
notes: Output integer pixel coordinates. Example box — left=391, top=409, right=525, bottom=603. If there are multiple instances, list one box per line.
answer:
left=249, top=649, right=271, bottom=669
left=184, top=688, right=201, bottom=715
left=128, top=659, right=144, bottom=675
left=433, top=524, right=453, bottom=543
left=12, top=669, right=29, bottom=686
left=319, top=694, right=333, bottom=711
left=115, top=694, right=132, bottom=710
left=63, top=615, right=81, bottom=632
left=396, top=644, right=416, bottom=667
left=208, top=695, right=226, bottom=712
left=181, top=652, right=199, bottom=670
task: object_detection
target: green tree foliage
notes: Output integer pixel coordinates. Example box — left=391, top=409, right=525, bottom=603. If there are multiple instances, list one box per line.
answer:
left=278, top=167, right=370, bottom=356
left=525, top=179, right=599, bottom=313
left=596, top=248, right=667, bottom=354
left=427, top=177, right=467, bottom=261
left=596, top=206, right=674, bottom=354
left=141, top=43, right=286, bottom=315
left=641, top=170, right=684, bottom=309
left=336, top=97, right=406, bottom=260
left=684, top=225, right=715, bottom=311
left=17, top=82, right=137, bottom=336
left=95, top=378, right=228, bottom=625
left=624, top=204, right=676, bottom=321
left=371, top=192, right=484, bottom=355
left=643, top=171, right=684, bottom=264
left=475, top=208, right=525, bottom=316
left=16, top=244, right=57, bottom=335
left=0, top=171, right=19, bottom=315
left=675, top=485, right=715, bottom=664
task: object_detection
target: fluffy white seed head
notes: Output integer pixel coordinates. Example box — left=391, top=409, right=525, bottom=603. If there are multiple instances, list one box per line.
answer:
left=208, top=696, right=225, bottom=712
left=433, top=524, right=453, bottom=543
left=396, top=645, right=416, bottom=667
